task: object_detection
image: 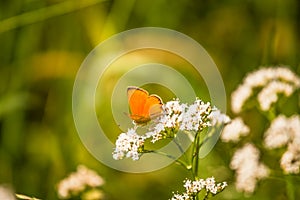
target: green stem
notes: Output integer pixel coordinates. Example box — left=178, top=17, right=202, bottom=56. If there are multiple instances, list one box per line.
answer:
left=203, top=191, right=209, bottom=200
left=191, top=128, right=218, bottom=179
left=172, top=137, right=189, bottom=165
left=268, top=174, right=297, bottom=200
left=191, top=134, right=197, bottom=179
left=267, top=175, right=286, bottom=182
left=285, top=175, right=295, bottom=200
left=191, top=131, right=201, bottom=179
left=173, top=137, right=185, bottom=154
left=199, top=133, right=211, bottom=149
left=256, top=104, right=277, bottom=121
left=150, top=150, right=189, bottom=170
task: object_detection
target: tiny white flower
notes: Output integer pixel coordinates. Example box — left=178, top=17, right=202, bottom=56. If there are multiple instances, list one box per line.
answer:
left=57, top=165, right=104, bottom=199
left=230, top=143, right=269, bottom=193
left=171, top=192, right=189, bottom=200
left=258, top=81, right=294, bottom=111
left=231, top=84, right=252, bottom=114
left=146, top=99, right=223, bottom=143
left=221, top=117, right=250, bottom=143
left=183, top=179, right=193, bottom=194
left=205, top=177, right=217, bottom=194
left=275, top=67, right=300, bottom=87
left=209, top=108, right=231, bottom=126
left=113, top=128, right=145, bottom=161
left=180, top=100, right=212, bottom=132
left=280, top=144, right=300, bottom=174
left=244, top=68, right=270, bottom=87
left=264, top=115, right=300, bottom=150
left=171, top=177, right=227, bottom=199
left=156, top=100, right=184, bottom=129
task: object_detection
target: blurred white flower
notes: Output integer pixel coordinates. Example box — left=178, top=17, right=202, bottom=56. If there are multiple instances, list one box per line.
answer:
left=231, top=66, right=300, bottom=114
left=171, top=177, right=227, bottom=199
left=221, top=117, right=249, bottom=143
left=57, top=165, right=104, bottom=199
left=243, top=68, right=271, bottom=87
left=113, top=128, right=145, bottom=160
left=243, top=67, right=300, bottom=88
left=280, top=143, right=300, bottom=174
left=258, top=81, right=294, bottom=111
left=0, top=186, right=15, bottom=200
left=264, top=115, right=299, bottom=149
left=231, top=84, right=252, bottom=114
left=230, top=143, right=269, bottom=193
left=208, top=107, right=231, bottom=126
left=264, top=115, right=300, bottom=174
left=275, top=67, right=300, bottom=86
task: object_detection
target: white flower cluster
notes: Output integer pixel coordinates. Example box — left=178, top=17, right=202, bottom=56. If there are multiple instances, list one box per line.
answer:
left=149, top=99, right=229, bottom=143
left=230, top=143, right=269, bottom=193
left=264, top=115, right=300, bottom=174
left=221, top=117, right=249, bottom=142
left=280, top=145, right=300, bottom=174
left=231, top=67, right=300, bottom=113
left=180, top=99, right=211, bottom=131
left=113, top=128, right=145, bottom=161
left=148, top=100, right=186, bottom=142
left=171, top=177, right=227, bottom=200
left=225, top=66, right=300, bottom=194
left=258, top=81, right=294, bottom=111
left=57, top=165, right=105, bottom=199
left=113, top=99, right=229, bottom=160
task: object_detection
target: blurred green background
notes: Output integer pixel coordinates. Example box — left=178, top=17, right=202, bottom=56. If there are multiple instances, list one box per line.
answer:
left=0, top=0, right=299, bottom=199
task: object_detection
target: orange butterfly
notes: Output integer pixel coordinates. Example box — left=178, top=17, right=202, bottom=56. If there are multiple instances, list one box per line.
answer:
left=127, top=86, right=163, bottom=125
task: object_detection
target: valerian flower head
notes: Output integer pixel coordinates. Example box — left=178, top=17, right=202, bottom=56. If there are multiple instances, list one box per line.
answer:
left=231, top=66, right=300, bottom=113
left=179, top=99, right=212, bottom=132
left=57, top=165, right=104, bottom=199
left=171, top=177, right=227, bottom=199
left=221, top=117, right=249, bottom=143
left=264, top=115, right=300, bottom=174
left=257, top=81, right=294, bottom=111
left=113, top=128, right=146, bottom=161
left=147, top=99, right=220, bottom=143
left=280, top=143, right=300, bottom=174
left=264, top=115, right=300, bottom=149
left=146, top=100, right=185, bottom=143
left=230, top=143, right=269, bottom=193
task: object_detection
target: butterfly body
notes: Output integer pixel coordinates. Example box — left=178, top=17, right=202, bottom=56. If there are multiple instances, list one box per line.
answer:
left=127, top=86, right=163, bottom=125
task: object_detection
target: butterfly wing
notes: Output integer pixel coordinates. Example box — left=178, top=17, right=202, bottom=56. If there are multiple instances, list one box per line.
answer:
left=127, top=86, right=163, bottom=124
left=143, top=94, right=163, bottom=118
left=127, top=86, right=149, bottom=121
